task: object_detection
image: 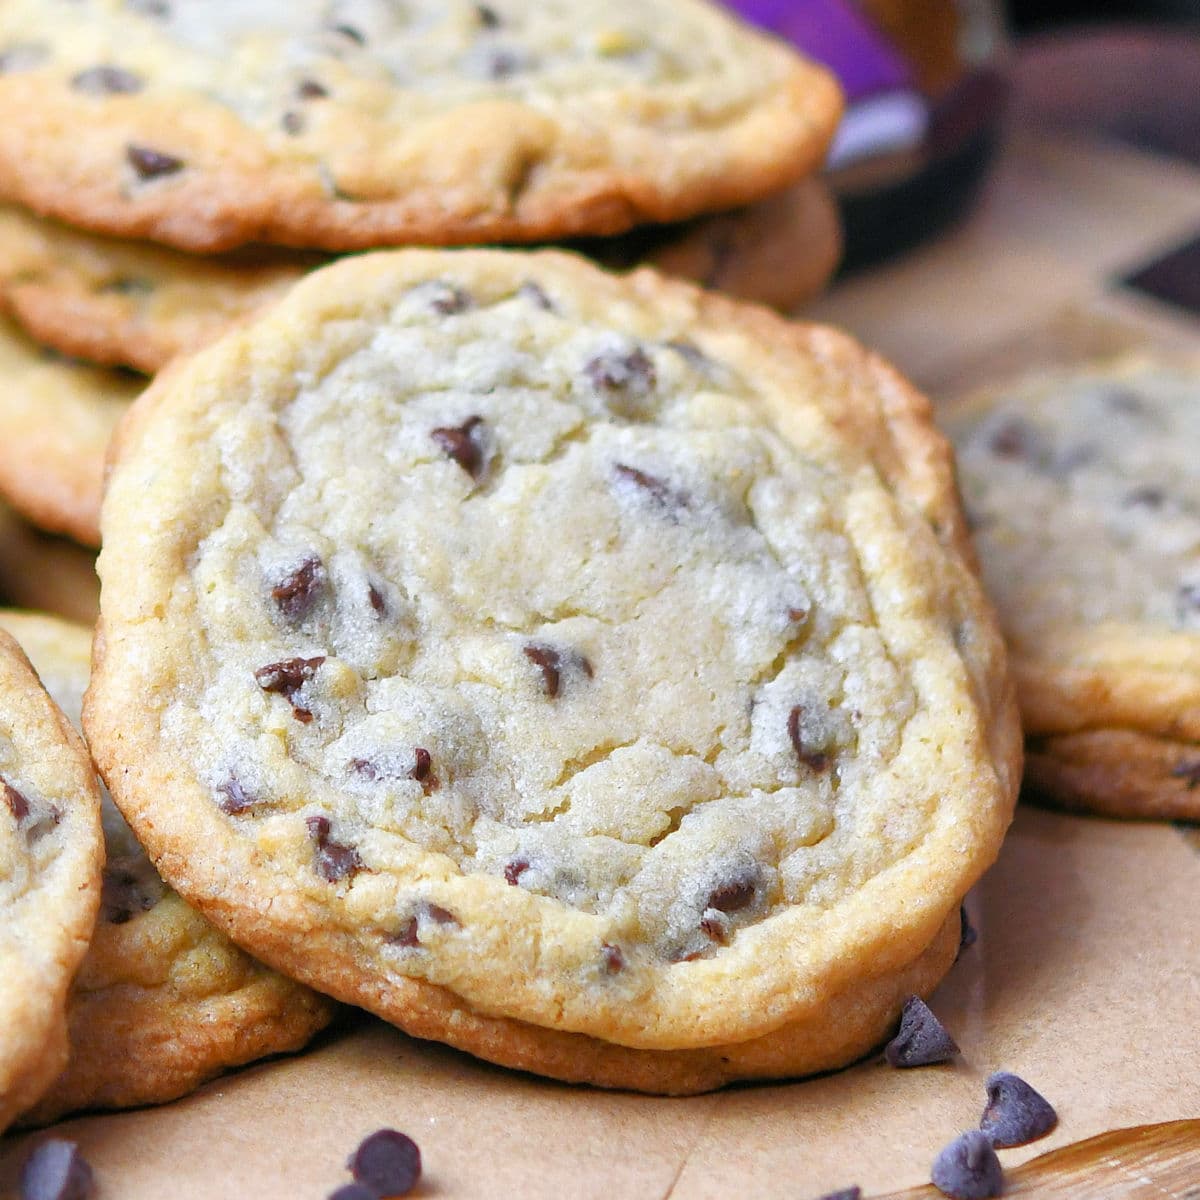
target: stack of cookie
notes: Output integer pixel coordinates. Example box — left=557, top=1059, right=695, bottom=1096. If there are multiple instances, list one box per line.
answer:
left=0, top=0, right=1026, bottom=1143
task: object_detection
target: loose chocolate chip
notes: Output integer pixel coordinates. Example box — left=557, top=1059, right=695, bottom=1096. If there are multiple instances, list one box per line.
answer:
left=517, top=281, right=554, bottom=310
left=1124, top=485, right=1166, bottom=508
left=216, top=776, right=255, bottom=815
left=987, top=418, right=1035, bottom=460
left=1172, top=761, right=1200, bottom=789
left=271, top=555, right=325, bottom=621
left=504, top=858, right=530, bottom=886
left=126, top=144, right=184, bottom=180
left=431, top=416, right=487, bottom=480
left=19, top=1139, right=94, bottom=1200
left=367, top=583, right=387, bottom=616
left=930, top=1131, right=1003, bottom=1200
left=101, top=866, right=157, bottom=924
left=611, top=463, right=686, bottom=512
left=3, top=778, right=29, bottom=820
left=586, top=346, right=656, bottom=399
left=476, top=3, right=502, bottom=27
left=601, top=943, right=625, bottom=973
left=282, top=110, right=305, bottom=135
left=328, top=1186, right=376, bottom=1200
left=71, top=65, right=143, bottom=94
left=814, top=1190, right=861, bottom=1200
left=980, top=1071, right=1057, bottom=1148
left=0, top=43, right=48, bottom=73
left=297, top=78, right=329, bottom=99
left=305, top=815, right=362, bottom=883
left=959, top=904, right=978, bottom=953
left=885, top=996, right=959, bottom=1067
left=787, top=706, right=830, bottom=772
left=707, top=875, right=755, bottom=914
left=255, top=656, right=325, bottom=723
left=348, top=1130, right=421, bottom=1198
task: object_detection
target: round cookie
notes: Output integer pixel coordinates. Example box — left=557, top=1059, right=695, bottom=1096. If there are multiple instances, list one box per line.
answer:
left=0, top=317, right=138, bottom=546
left=0, top=2, right=841, bottom=253
left=0, top=611, right=336, bottom=1126
left=0, top=627, right=102, bottom=1131
left=0, top=504, right=100, bottom=623
left=947, top=356, right=1200, bottom=820
left=85, top=249, right=1019, bottom=1093
left=0, top=179, right=840, bottom=375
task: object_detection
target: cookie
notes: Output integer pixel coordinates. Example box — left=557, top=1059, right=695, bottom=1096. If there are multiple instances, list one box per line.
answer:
left=85, top=249, right=1019, bottom=1093
left=0, top=179, right=840, bottom=375
left=0, top=627, right=102, bottom=1131
left=0, top=2, right=841, bottom=253
left=0, top=317, right=138, bottom=545
left=0, top=611, right=335, bottom=1126
left=0, top=503, right=100, bottom=624
left=946, top=356, right=1200, bottom=819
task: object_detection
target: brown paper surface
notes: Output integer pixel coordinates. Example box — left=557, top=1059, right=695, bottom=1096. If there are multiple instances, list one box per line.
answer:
left=4, top=130, right=1200, bottom=1196
left=2, top=808, right=1197, bottom=1197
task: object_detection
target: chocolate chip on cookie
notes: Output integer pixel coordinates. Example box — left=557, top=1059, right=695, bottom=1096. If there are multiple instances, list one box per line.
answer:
left=586, top=345, right=656, bottom=405
left=611, top=463, right=686, bottom=513
left=979, top=1071, right=1057, bottom=1148
left=271, top=555, right=326, bottom=621
left=255, top=655, right=325, bottom=722
left=523, top=643, right=593, bottom=699
left=787, top=706, right=831, bottom=772
left=884, top=996, right=959, bottom=1067
left=431, top=415, right=489, bottom=480
left=305, top=815, right=362, bottom=882
left=19, top=1139, right=94, bottom=1200
left=2, top=777, right=28, bottom=819
left=126, top=144, right=184, bottom=181
left=216, top=774, right=257, bottom=814
left=71, top=66, right=143, bottom=95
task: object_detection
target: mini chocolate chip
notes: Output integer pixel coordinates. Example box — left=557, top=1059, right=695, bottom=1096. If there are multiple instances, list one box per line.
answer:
left=367, top=583, right=387, bottom=615
left=255, top=656, right=325, bottom=723
left=611, top=463, right=686, bottom=512
left=71, top=65, right=143, bottom=94
left=707, top=875, right=755, bottom=914
left=127, top=144, right=184, bottom=180
left=476, top=3, right=502, bottom=27
left=19, top=1139, right=94, bottom=1200
left=504, top=858, right=529, bottom=885
left=483, top=47, right=525, bottom=79
left=426, top=282, right=473, bottom=314
left=1172, top=761, right=1200, bottom=789
left=601, top=943, right=625, bottom=973
left=586, top=346, right=656, bottom=399
left=390, top=916, right=420, bottom=948
left=980, top=1071, right=1057, bottom=1148
left=517, top=281, right=554, bottom=310
left=959, top=904, right=977, bottom=952
left=524, top=643, right=562, bottom=697
left=409, top=747, right=439, bottom=794
left=885, top=996, right=959, bottom=1067
left=348, top=1130, right=421, bottom=1198
left=664, top=339, right=713, bottom=372
left=329, top=23, right=365, bottom=44
left=350, top=758, right=380, bottom=781
left=699, top=912, right=730, bottom=944
left=930, top=1131, right=1003, bottom=1200
left=0, top=43, right=48, bottom=73
left=987, top=418, right=1035, bottom=460
left=305, top=815, right=362, bottom=883
left=431, top=416, right=487, bottom=480
left=3, top=779, right=29, bottom=820
left=271, top=555, right=325, bottom=621
left=787, top=706, right=830, bottom=772
left=1124, top=485, right=1166, bottom=508
left=216, top=776, right=255, bottom=815
left=424, top=902, right=458, bottom=926
left=328, top=1186, right=376, bottom=1200
left=101, top=865, right=157, bottom=924
left=814, top=1190, right=861, bottom=1200
left=786, top=606, right=808, bottom=624
left=282, top=110, right=305, bottom=135
left=297, top=78, right=328, bottom=99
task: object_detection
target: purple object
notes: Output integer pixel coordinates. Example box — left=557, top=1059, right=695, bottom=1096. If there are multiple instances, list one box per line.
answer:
left=727, top=0, right=913, bottom=99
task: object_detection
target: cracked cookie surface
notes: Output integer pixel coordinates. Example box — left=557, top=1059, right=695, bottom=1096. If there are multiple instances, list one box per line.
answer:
left=0, top=317, right=138, bottom=546
left=0, top=179, right=839, bottom=375
left=0, top=611, right=335, bottom=1126
left=86, top=249, right=1019, bottom=1091
left=0, top=1, right=841, bottom=252
left=0, top=626, right=101, bottom=1131
left=948, top=356, right=1200, bottom=819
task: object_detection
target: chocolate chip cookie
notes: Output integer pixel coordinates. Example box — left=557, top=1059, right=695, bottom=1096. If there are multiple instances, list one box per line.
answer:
left=0, top=627, right=102, bottom=1130
left=85, top=249, right=1019, bottom=1093
left=0, top=317, right=138, bottom=545
left=0, top=611, right=335, bottom=1125
left=0, top=178, right=840, bottom=375
left=0, top=2, right=841, bottom=253
left=947, top=356, right=1200, bottom=819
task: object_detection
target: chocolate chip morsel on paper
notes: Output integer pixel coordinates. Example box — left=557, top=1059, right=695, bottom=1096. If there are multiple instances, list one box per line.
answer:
left=979, top=1071, right=1058, bottom=1148
left=884, top=996, right=960, bottom=1067
left=930, top=1131, right=1003, bottom=1200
